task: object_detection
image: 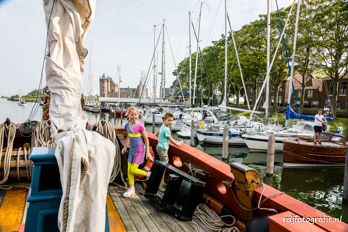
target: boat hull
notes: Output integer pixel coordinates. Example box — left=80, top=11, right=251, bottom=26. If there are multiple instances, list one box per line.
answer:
left=196, top=130, right=245, bottom=146
left=283, top=139, right=347, bottom=166
left=242, top=134, right=284, bottom=152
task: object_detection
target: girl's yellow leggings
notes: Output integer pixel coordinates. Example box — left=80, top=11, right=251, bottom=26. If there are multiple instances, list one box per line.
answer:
left=127, top=162, right=147, bottom=185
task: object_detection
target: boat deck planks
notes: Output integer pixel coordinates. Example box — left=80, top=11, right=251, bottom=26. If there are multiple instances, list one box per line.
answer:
left=108, top=185, right=196, bottom=232
left=0, top=188, right=27, bottom=232
left=107, top=193, right=127, bottom=232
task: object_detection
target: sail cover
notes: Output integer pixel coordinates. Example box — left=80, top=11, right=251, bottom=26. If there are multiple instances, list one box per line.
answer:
left=43, top=0, right=115, bottom=231
left=285, top=105, right=334, bottom=121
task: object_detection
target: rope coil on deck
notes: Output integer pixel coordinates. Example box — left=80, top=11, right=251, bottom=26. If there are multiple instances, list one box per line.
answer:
left=191, top=203, right=239, bottom=232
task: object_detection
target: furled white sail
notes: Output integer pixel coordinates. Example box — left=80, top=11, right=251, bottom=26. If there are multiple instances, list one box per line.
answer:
left=43, top=0, right=94, bottom=132
left=43, top=0, right=115, bottom=231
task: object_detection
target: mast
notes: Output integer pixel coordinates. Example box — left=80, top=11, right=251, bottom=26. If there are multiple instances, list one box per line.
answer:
left=222, top=0, right=228, bottom=107
left=286, top=0, right=301, bottom=126
left=161, top=19, right=166, bottom=102
left=193, top=2, right=202, bottom=106
left=189, top=11, right=192, bottom=107
left=87, top=44, right=93, bottom=97
left=265, top=0, right=271, bottom=117
left=227, top=14, right=251, bottom=110
left=153, top=25, right=157, bottom=104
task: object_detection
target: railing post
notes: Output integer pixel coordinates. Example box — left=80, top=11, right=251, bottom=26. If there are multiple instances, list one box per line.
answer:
left=266, top=132, right=275, bottom=176
left=222, top=125, right=229, bottom=160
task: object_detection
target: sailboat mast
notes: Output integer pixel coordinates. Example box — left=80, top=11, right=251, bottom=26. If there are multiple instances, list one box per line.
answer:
left=286, top=0, right=301, bottom=126
left=161, top=19, right=166, bottom=102
left=153, top=25, right=157, bottom=104
left=265, top=0, right=271, bottom=117
left=193, top=2, right=202, bottom=106
left=189, top=11, right=192, bottom=107
left=223, top=0, right=228, bottom=107
left=227, top=14, right=251, bottom=110
left=87, top=44, right=93, bottom=97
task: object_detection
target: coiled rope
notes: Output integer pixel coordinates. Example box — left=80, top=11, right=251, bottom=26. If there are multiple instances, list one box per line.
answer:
left=191, top=203, right=239, bottom=232
left=0, top=120, right=17, bottom=189
left=31, top=120, right=55, bottom=147
left=94, top=120, right=126, bottom=185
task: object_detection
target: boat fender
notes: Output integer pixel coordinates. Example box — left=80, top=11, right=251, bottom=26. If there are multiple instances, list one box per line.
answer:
left=136, top=148, right=154, bottom=180
left=198, top=121, right=206, bottom=129
left=142, top=154, right=154, bottom=172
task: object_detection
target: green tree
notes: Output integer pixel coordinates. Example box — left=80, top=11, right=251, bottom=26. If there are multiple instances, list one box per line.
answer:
left=311, top=0, right=348, bottom=116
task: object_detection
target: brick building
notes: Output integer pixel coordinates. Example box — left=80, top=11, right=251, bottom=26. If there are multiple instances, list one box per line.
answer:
left=246, top=74, right=348, bottom=114
left=99, top=74, right=149, bottom=98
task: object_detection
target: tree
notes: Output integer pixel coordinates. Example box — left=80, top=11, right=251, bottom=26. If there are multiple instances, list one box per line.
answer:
left=312, top=0, right=348, bottom=116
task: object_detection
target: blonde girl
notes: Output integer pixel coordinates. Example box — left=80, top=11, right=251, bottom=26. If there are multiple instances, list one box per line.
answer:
left=121, top=106, right=152, bottom=197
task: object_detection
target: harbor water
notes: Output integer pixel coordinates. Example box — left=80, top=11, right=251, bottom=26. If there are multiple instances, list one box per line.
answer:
left=1, top=98, right=347, bottom=222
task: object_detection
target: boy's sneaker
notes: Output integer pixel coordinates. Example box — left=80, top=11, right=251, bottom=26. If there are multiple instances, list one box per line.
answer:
left=318, top=142, right=322, bottom=145
left=123, top=187, right=135, bottom=198
left=314, top=142, right=317, bottom=145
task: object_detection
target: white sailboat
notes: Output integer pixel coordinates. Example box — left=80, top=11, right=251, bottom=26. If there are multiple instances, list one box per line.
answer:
left=18, top=89, right=27, bottom=106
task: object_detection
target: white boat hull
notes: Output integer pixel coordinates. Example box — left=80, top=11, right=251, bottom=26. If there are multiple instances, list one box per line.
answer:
left=144, top=115, right=163, bottom=125
left=242, top=135, right=284, bottom=152
left=196, top=130, right=245, bottom=146
left=176, top=125, right=193, bottom=138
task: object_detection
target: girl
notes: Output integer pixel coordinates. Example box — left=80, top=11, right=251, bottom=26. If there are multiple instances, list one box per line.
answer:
left=121, top=106, right=152, bottom=197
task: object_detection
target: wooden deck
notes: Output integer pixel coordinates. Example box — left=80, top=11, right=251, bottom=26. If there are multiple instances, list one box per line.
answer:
left=108, top=184, right=198, bottom=232
left=0, top=188, right=27, bottom=232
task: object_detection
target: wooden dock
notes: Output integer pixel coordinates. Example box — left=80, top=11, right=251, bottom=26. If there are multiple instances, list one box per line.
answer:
left=108, top=184, right=198, bottom=232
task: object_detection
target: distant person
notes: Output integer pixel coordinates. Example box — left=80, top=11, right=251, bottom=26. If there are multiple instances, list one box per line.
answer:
left=314, top=109, right=326, bottom=145
left=121, top=106, right=152, bottom=198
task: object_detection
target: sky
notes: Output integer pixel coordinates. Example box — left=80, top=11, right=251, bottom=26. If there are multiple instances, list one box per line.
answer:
left=0, top=0, right=294, bottom=97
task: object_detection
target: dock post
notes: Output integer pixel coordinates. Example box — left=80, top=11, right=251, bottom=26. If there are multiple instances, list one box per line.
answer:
left=343, top=148, right=348, bottom=202
left=190, top=120, right=195, bottom=146
left=266, top=132, right=275, bottom=176
left=120, top=110, right=123, bottom=126
left=152, top=113, right=155, bottom=133
left=222, top=125, right=229, bottom=160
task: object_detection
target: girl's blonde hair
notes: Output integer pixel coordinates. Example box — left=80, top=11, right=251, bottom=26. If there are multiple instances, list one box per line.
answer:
left=127, top=106, right=139, bottom=116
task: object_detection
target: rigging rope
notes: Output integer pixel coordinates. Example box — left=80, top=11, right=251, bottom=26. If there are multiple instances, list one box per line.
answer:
left=94, top=120, right=126, bottom=185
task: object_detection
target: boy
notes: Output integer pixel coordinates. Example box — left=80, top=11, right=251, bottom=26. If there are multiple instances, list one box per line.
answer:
left=156, top=112, right=182, bottom=163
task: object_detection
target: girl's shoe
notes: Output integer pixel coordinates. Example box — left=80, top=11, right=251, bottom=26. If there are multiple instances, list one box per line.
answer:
left=139, top=171, right=151, bottom=182
left=123, top=187, right=135, bottom=198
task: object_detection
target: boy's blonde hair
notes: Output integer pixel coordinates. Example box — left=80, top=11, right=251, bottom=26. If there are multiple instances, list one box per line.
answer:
left=127, top=106, right=139, bottom=116
left=164, top=112, right=174, bottom=120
